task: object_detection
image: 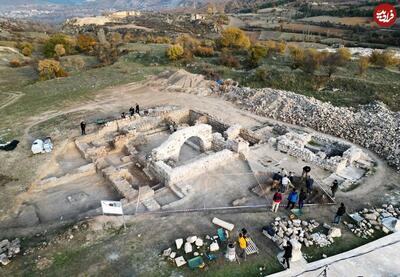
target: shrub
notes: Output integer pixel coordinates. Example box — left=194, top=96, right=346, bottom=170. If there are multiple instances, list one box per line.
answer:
left=154, top=36, right=171, bottom=44
left=43, top=34, right=74, bottom=58
left=275, top=40, right=286, bottom=55
left=264, top=40, right=276, bottom=56
left=9, top=59, right=22, bottom=67
left=54, top=44, right=66, bottom=57
left=194, top=46, right=214, bottom=57
left=248, top=44, right=268, bottom=67
left=37, top=59, right=68, bottom=80
left=176, top=34, right=200, bottom=50
left=255, top=67, right=271, bottom=81
left=358, top=56, right=370, bottom=75
left=219, top=27, right=250, bottom=50
left=95, top=45, right=119, bottom=66
left=17, top=42, right=33, bottom=56
left=219, top=50, right=240, bottom=68
left=109, top=32, right=122, bottom=46
left=288, top=45, right=305, bottom=69
left=369, top=50, right=396, bottom=68
left=166, top=44, right=184, bottom=60
left=336, top=47, right=352, bottom=66
left=302, top=48, right=323, bottom=74
left=76, top=34, right=97, bottom=53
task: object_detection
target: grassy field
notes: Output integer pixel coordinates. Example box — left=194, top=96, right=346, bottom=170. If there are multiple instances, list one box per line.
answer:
left=0, top=44, right=174, bottom=140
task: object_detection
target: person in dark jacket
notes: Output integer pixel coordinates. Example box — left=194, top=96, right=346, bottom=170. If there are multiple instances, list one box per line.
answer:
left=301, top=165, right=311, bottom=180
left=271, top=190, right=283, bottom=212
left=282, top=241, right=292, bottom=268
left=135, top=103, right=140, bottom=114
left=129, top=106, right=135, bottom=117
left=272, top=171, right=282, bottom=190
left=285, top=188, right=298, bottom=210
left=333, top=203, right=346, bottom=224
left=306, top=176, right=314, bottom=194
left=331, top=179, right=339, bottom=199
left=80, top=121, right=86, bottom=135
left=298, top=189, right=307, bottom=210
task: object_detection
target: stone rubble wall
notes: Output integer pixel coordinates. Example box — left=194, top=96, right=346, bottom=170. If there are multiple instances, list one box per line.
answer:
left=275, top=135, right=348, bottom=173
left=224, top=87, right=400, bottom=171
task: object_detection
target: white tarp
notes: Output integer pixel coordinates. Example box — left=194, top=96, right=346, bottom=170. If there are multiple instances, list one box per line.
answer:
left=31, top=139, right=44, bottom=154
left=101, top=200, right=124, bottom=215
left=31, top=137, right=53, bottom=154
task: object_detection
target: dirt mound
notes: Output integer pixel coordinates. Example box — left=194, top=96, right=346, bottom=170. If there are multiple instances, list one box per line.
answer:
left=164, top=69, right=212, bottom=95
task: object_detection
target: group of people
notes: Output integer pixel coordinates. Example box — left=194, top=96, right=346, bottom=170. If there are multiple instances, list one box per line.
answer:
left=122, top=104, right=140, bottom=118
left=271, top=166, right=312, bottom=213
left=80, top=103, right=141, bottom=136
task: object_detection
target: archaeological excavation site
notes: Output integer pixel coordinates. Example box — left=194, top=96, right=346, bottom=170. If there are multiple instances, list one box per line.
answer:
left=0, top=68, right=399, bottom=275
left=2, top=104, right=378, bottom=226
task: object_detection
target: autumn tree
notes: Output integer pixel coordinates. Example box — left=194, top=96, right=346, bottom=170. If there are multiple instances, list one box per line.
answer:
left=176, top=34, right=200, bottom=51
left=76, top=34, right=97, bottom=53
left=54, top=44, right=66, bottom=57
left=370, top=50, right=396, bottom=68
left=275, top=40, right=286, bottom=55
left=358, top=56, right=369, bottom=75
left=219, top=27, right=251, bottom=50
left=248, top=44, right=268, bottom=67
left=37, top=59, right=68, bottom=80
left=166, top=44, right=184, bottom=60
left=109, top=32, right=123, bottom=46
left=335, top=47, right=352, bottom=66
left=302, top=48, right=323, bottom=74
left=43, top=34, right=74, bottom=57
left=264, top=40, right=276, bottom=56
left=288, top=45, right=305, bottom=69
left=323, top=53, right=339, bottom=77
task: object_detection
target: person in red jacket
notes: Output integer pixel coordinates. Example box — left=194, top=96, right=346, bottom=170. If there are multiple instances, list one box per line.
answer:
left=271, top=190, right=283, bottom=213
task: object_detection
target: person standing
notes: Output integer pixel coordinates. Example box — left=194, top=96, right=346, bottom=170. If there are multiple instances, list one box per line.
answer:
left=298, top=188, right=307, bottom=210
left=237, top=233, right=247, bottom=261
left=80, top=121, right=86, bottom=135
left=306, top=176, right=314, bottom=194
left=282, top=241, right=292, bottom=269
left=333, top=203, right=346, bottom=224
left=301, top=165, right=311, bottom=180
left=129, top=106, right=135, bottom=117
left=288, top=171, right=295, bottom=183
left=135, top=103, right=140, bottom=114
left=286, top=188, right=298, bottom=210
left=331, top=179, right=339, bottom=199
left=272, top=171, right=282, bottom=190
left=280, top=174, right=290, bottom=193
left=271, top=190, right=283, bottom=213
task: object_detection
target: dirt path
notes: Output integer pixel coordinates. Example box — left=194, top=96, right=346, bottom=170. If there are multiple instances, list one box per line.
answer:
left=0, top=91, right=23, bottom=110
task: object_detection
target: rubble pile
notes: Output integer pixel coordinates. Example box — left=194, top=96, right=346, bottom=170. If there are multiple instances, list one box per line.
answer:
left=344, top=204, right=400, bottom=238
left=0, top=238, right=21, bottom=266
left=224, top=87, right=400, bottom=171
left=264, top=217, right=339, bottom=249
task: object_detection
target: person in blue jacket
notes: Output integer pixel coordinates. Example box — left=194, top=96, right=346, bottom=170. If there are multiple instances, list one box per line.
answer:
left=285, top=188, right=298, bottom=210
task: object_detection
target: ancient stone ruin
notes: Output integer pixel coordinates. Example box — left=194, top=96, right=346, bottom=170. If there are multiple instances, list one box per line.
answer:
left=31, top=105, right=376, bottom=216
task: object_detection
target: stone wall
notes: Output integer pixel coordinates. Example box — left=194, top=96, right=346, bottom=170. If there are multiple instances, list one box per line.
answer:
left=152, top=149, right=237, bottom=186
left=152, top=124, right=213, bottom=161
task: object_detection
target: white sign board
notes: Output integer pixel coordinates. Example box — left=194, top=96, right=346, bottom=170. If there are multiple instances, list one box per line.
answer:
left=101, top=200, right=124, bottom=215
